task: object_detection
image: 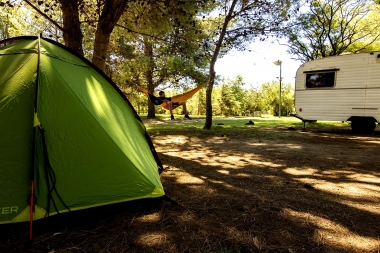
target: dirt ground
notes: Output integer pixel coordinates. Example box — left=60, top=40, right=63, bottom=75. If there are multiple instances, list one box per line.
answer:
left=1, top=122, right=380, bottom=253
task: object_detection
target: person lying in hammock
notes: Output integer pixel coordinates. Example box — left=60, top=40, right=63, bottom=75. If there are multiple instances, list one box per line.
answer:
left=158, top=91, right=192, bottom=120
left=137, top=85, right=203, bottom=120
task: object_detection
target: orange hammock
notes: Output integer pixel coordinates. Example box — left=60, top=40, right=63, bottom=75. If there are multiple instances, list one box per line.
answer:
left=137, top=85, right=204, bottom=110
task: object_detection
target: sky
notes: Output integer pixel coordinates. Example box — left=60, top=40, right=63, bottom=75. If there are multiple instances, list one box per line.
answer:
left=214, top=40, right=303, bottom=90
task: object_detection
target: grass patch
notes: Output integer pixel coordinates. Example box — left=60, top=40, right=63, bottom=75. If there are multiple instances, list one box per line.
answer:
left=142, top=115, right=351, bottom=139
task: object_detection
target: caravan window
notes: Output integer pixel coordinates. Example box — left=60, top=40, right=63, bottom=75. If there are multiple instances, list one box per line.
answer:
left=305, top=71, right=336, bottom=88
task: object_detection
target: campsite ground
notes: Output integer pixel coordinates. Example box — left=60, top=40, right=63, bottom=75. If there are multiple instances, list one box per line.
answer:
left=1, top=118, right=380, bottom=253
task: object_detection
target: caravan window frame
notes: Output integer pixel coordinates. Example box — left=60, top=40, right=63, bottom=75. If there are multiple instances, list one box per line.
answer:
left=304, top=68, right=339, bottom=88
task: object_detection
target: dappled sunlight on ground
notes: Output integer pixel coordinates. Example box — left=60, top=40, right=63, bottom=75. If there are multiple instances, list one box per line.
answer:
left=136, top=212, right=162, bottom=223
left=282, top=208, right=380, bottom=252
left=137, top=232, right=169, bottom=247
left=338, top=198, right=380, bottom=215
left=348, top=173, right=380, bottom=183
left=3, top=125, right=380, bottom=252
left=234, top=173, right=252, bottom=178
left=272, top=143, right=304, bottom=150
left=176, top=175, right=205, bottom=185
left=155, top=135, right=286, bottom=170
left=285, top=166, right=380, bottom=216
left=216, top=169, right=230, bottom=175
left=284, top=167, right=320, bottom=175
left=153, top=129, right=380, bottom=252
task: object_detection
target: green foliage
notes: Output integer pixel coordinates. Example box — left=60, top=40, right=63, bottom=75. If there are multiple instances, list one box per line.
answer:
left=218, top=83, right=239, bottom=116
left=187, top=88, right=207, bottom=115
left=215, top=76, right=246, bottom=116
left=0, top=7, right=10, bottom=39
left=229, top=75, right=245, bottom=111
left=201, top=0, right=300, bottom=55
left=187, top=75, right=296, bottom=117
left=1, top=0, right=299, bottom=122
left=259, top=81, right=278, bottom=114
left=242, top=87, right=262, bottom=114
left=286, top=0, right=380, bottom=62
left=0, top=1, right=59, bottom=40
left=109, top=1, right=209, bottom=91
left=258, top=81, right=295, bottom=116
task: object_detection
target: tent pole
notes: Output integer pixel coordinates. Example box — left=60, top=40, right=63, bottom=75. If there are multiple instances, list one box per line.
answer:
left=29, top=34, right=42, bottom=241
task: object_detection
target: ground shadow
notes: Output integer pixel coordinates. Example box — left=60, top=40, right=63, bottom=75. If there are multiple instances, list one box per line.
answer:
left=1, top=126, right=379, bottom=253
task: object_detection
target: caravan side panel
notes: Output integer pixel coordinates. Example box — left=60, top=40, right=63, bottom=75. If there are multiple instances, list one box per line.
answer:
left=295, top=52, right=380, bottom=122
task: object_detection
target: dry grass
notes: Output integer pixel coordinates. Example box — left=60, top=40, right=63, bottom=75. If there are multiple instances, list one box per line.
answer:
left=1, top=122, right=380, bottom=253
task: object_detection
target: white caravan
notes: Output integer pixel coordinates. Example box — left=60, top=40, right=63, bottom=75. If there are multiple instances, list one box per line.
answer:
left=293, top=52, right=380, bottom=133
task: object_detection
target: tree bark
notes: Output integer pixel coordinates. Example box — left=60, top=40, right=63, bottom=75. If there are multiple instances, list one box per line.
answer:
left=204, top=69, right=215, bottom=129
left=144, top=40, right=157, bottom=119
left=59, top=0, right=83, bottom=55
left=147, top=94, right=156, bottom=118
left=92, top=0, right=128, bottom=71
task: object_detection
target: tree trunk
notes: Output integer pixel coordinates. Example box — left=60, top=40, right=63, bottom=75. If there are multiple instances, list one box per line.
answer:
left=144, top=39, right=156, bottom=119
left=147, top=100, right=156, bottom=118
left=204, top=68, right=215, bottom=129
left=203, top=0, right=237, bottom=130
left=92, top=0, right=128, bottom=71
left=59, top=0, right=83, bottom=55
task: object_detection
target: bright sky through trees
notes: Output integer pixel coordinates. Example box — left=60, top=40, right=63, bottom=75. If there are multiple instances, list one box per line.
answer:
left=215, top=40, right=303, bottom=89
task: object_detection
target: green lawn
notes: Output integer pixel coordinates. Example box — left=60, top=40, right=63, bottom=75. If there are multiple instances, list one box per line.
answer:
left=140, top=114, right=350, bottom=137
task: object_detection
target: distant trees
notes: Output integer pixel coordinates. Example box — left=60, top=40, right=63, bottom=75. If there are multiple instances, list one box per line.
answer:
left=285, top=0, right=380, bottom=62
left=200, top=0, right=300, bottom=129
left=127, top=75, right=295, bottom=118
left=184, top=76, right=294, bottom=117
left=218, top=83, right=239, bottom=116
left=217, top=76, right=244, bottom=116
left=257, top=81, right=294, bottom=116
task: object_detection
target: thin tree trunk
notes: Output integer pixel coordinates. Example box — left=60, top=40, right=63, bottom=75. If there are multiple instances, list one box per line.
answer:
left=204, top=0, right=238, bottom=130
left=144, top=39, right=156, bottom=119
left=204, top=68, right=215, bottom=129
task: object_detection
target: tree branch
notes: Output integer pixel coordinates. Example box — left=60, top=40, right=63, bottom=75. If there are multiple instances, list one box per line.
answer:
left=23, top=0, right=64, bottom=32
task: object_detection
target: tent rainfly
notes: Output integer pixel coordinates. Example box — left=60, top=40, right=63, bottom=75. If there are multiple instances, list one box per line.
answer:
left=0, top=36, right=165, bottom=234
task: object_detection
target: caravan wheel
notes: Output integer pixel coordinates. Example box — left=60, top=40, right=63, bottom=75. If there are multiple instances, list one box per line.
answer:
left=351, top=119, right=376, bottom=134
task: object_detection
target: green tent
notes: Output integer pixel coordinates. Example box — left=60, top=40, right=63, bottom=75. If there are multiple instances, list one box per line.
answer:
left=0, top=36, right=164, bottom=226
